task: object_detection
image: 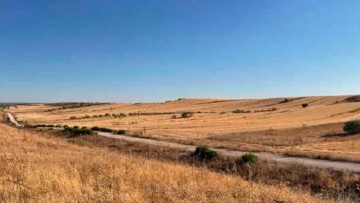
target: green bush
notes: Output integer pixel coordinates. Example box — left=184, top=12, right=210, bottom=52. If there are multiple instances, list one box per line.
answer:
left=70, top=116, right=77, bottom=120
left=91, top=126, right=99, bottom=131
left=99, top=127, right=113, bottom=132
left=193, top=146, right=218, bottom=161
left=343, top=120, right=360, bottom=134
left=241, top=153, right=258, bottom=164
left=32, top=124, right=47, bottom=128
left=63, top=127, right=92, bottom=137
left=232, top=109, right=251, bottom=113
left=91, top=126, right=113, bottom=133
left=302, top=103, right=309, bottom=108
left=116, top=130, right=126, bottom=135
left=279, top=98, right=290, bottom=103
left=181, top=112, right=194, bottom=118
left=119, top=113, right=127, bottom=117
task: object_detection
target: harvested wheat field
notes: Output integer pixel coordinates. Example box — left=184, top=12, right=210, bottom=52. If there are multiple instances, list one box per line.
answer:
left=0, top=112, right=330, bottom=203
left=10, top=95, right=360, bottom=162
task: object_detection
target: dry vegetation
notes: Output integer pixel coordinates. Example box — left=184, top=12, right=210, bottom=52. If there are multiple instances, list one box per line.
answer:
left=55, top=130, right=360, bottom=201
left=0, top=111, right=330, bottom=203
left=10, top=95, right=360, bottom=162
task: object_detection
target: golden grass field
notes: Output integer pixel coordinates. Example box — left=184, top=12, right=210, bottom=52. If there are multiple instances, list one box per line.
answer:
left=0, top=111, right=330, bottom=203
left=10, top=95, right=360, bottom=162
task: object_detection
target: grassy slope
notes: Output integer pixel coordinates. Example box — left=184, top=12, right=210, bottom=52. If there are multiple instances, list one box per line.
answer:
left=0, top=120, right=327, bottom=202
left=10, top=95, right=360, bottom=162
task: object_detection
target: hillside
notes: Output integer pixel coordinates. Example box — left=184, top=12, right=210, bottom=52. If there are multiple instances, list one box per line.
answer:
left=10, top=95, right=360, bottom=162
left=0, top=112, right=326, bottom=202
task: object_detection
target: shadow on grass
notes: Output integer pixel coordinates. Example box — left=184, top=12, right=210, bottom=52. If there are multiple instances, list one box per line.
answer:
left=321, top=132, right=358, bottom=138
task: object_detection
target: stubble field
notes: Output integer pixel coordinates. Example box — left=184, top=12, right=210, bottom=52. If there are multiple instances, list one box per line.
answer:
left=0, top=110, right=328, bottom=203
left=10, top=95, right=360, bottom=162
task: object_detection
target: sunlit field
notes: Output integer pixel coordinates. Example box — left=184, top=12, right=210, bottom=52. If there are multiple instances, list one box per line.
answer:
left=10, top=95, right=360, bottom=162
left=0, top=111, right=328, bottom=203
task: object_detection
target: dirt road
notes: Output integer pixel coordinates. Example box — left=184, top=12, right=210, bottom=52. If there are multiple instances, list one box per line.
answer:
left=5, top=111, right=360, bottom=172
left=4, top=109, right=23, bottom=127
left=98, top=131, right=360, bottom=172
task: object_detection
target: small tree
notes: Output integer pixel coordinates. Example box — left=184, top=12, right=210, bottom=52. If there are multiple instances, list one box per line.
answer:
left=91, top=126, right=100, bottom=131
left=241, top=153, right=258, bottom=164
left=302, top=103, right=309, bottom=108
left=116, top=130, right=126, bottom=135
left=119, top=113, right=127, bottom=117
left=232, top=109, right=251, bottom=113
left=343, top=120, right=360, bottom=134
left=193, top=146, right=218, bottom=161
left=181, top=112, right=193, bottom=118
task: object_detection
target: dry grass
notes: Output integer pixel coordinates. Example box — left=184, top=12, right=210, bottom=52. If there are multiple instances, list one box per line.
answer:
left=0, top=117, right=328, bottom=202
left=10, top=95, right=360, bottom=162
left=55, top=130, right=360, bottom=201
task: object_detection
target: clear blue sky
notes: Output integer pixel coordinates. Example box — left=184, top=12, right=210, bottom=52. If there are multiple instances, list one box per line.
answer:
left=0, top=0, right=359, bottom=102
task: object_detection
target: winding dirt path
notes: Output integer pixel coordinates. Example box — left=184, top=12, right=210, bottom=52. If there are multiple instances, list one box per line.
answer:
left=4, top=109, right=23, bottom=127
left=98, top=132, right=360, bottom=172
left=6, top=111, right=360, bottom=172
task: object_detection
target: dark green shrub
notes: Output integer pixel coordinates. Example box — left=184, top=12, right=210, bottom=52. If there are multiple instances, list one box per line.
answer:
left=100, top=127, right=113, bottom=132
left=63, top=127, right=92, bottom=137
left=302, top=103, right=309, bottom=108
left=104, top=113, right=111, bottom=117
left=92, top=127, right=113, bottom=133
left=73, top=126, right=79, bottom=129
left=193, top=146, right=218, bottom=161
left=81, top=126, right=88, bottom=129
left=33, top=124, right=47, bottom=128
left=232, top=109, right=251, bottom=113
left=343, top=120, right=360, bottom=134
left=55, top=124, right=62, bottom=128
left=91, top=126, right=100, bottom=131
left=344, top=95, right=360, bottom=103
left=70, top=116, right=77, bottom=120
left=181, top=112, right=194, bottom=118
left=279, top=98, right=290, bottom=103
left=116, top=130, right=126, bottom=135
left=241, top=153, right=258, bottom=164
